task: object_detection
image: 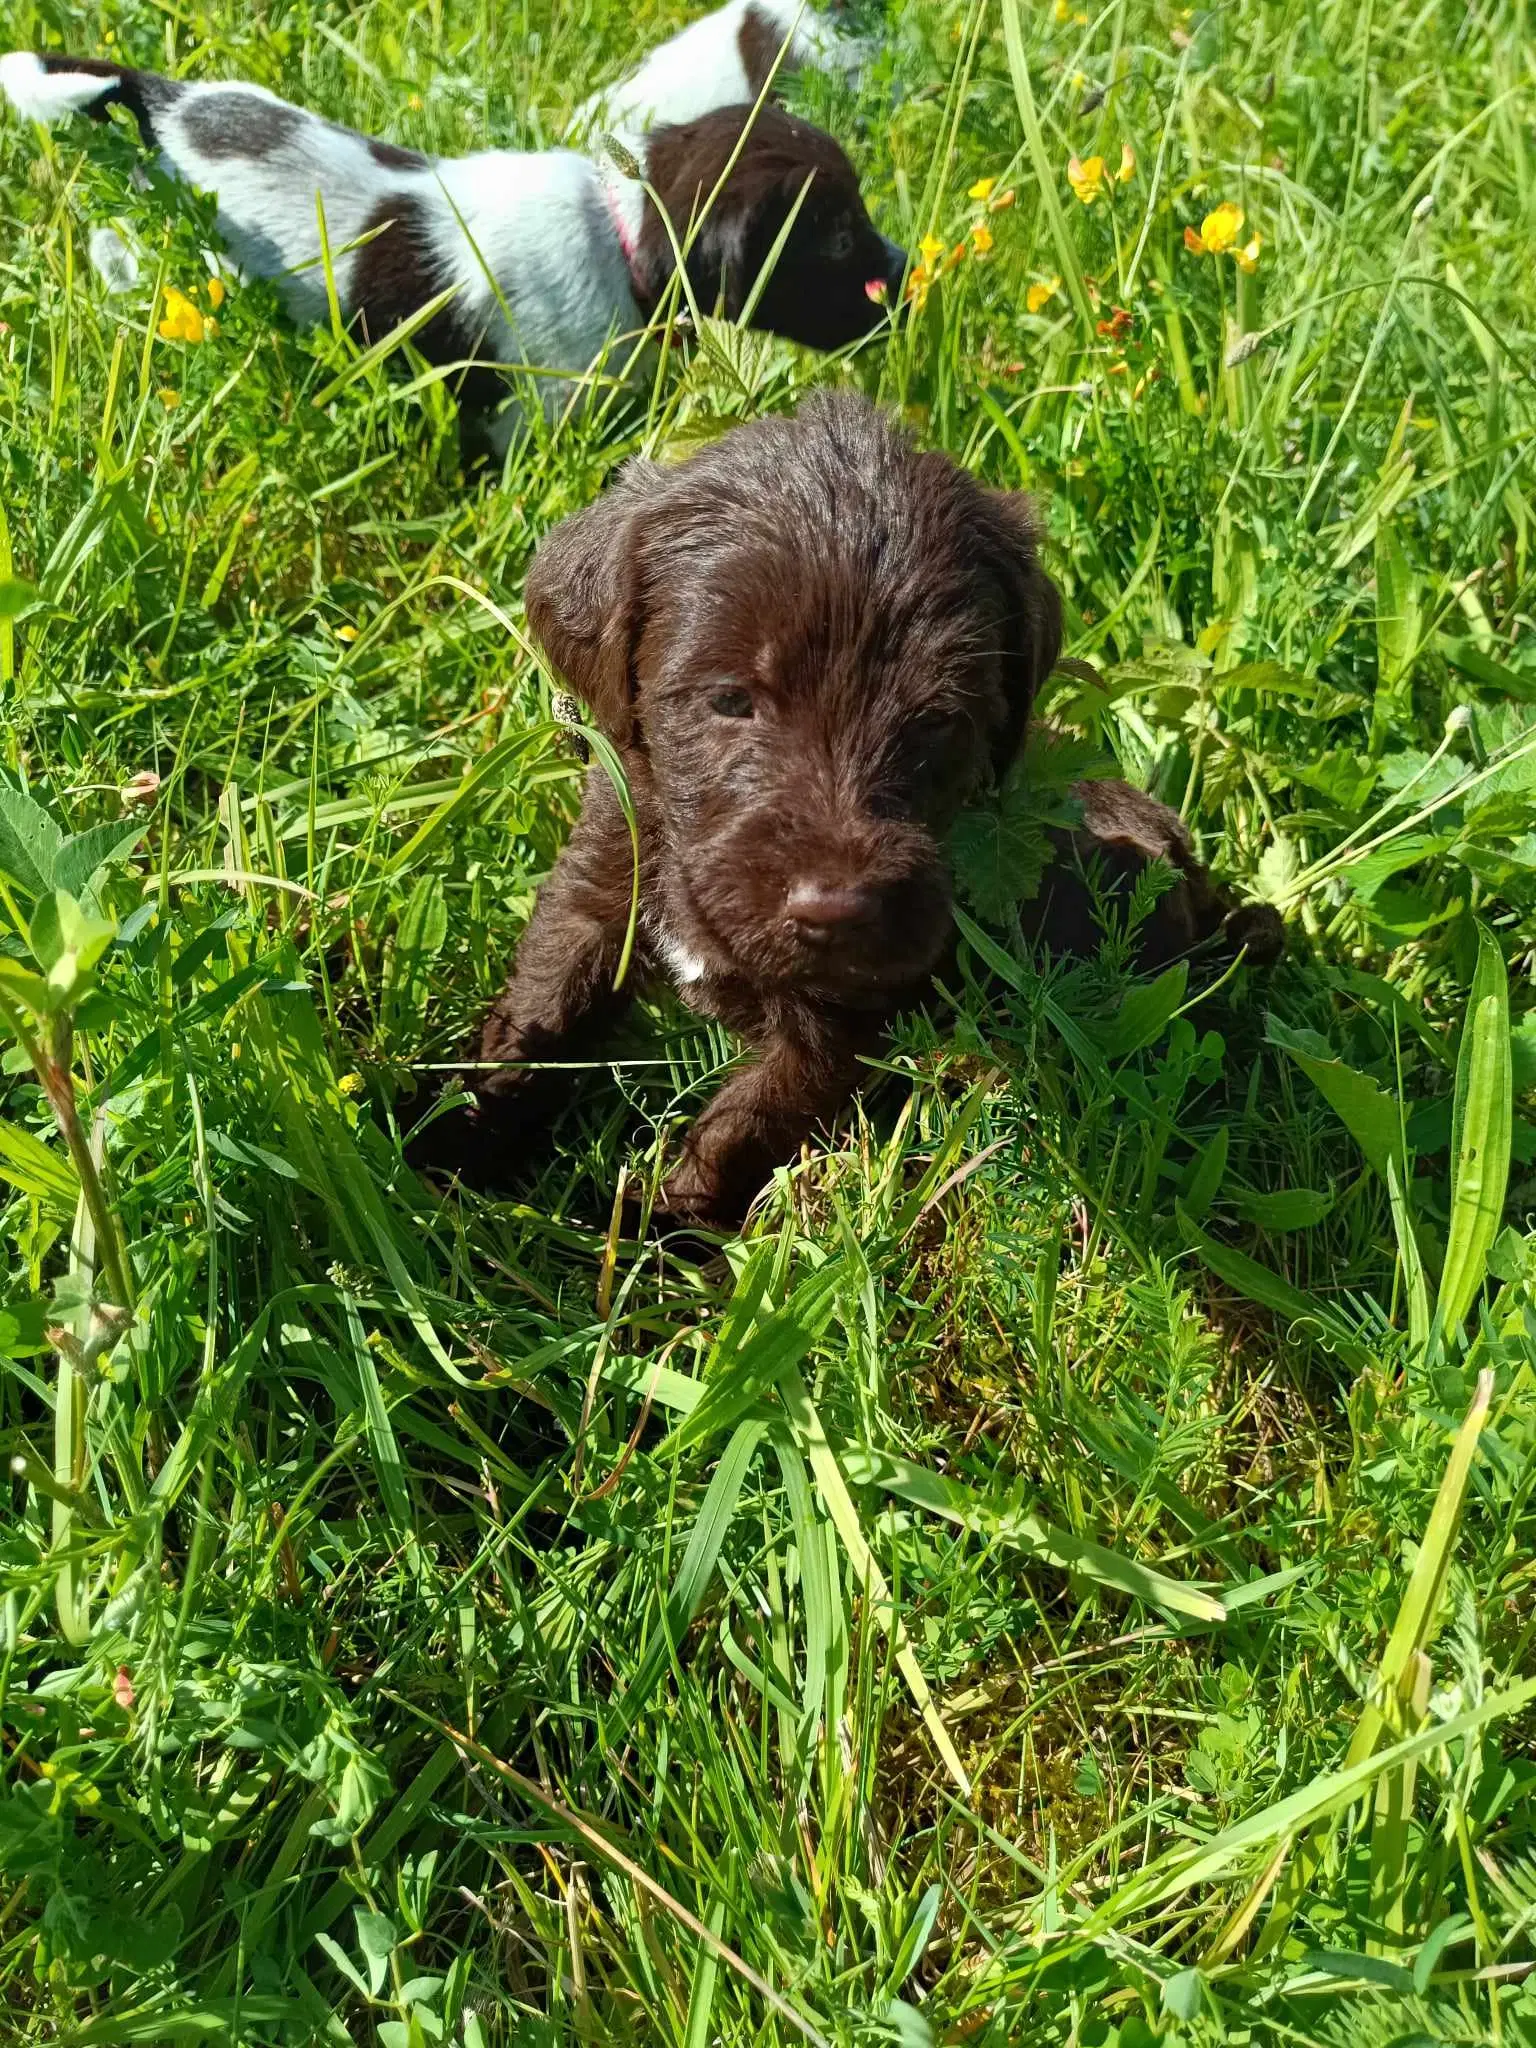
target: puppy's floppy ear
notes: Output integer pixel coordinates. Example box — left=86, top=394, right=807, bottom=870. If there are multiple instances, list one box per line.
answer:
left=970, top=489, right=1062, bottom=780
left=524, top=462, right=665, bottom=748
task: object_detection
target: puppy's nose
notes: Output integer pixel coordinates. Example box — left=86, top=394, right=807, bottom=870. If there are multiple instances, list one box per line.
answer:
left=882, top=236, right=910, bottom=297
left=787, top=878, right=878, bottom=936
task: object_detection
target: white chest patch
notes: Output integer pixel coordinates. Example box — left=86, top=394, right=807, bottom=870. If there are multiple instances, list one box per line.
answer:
left=657, top=927, right=710, bottom=987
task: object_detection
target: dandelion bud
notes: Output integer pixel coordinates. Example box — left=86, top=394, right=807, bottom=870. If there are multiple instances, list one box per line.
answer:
left=1444, top=704, right=1472, bottom=734
left=1413, top=192, right=1434, bottom=221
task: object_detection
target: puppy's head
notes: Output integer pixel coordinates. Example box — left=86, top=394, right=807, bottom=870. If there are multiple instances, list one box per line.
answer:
left=526, top=393, right=1060, bottom=996
left=636, top=105, right=907, bottom=351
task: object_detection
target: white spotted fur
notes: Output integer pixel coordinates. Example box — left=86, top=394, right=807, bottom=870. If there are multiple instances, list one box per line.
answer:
left=573, top=0, right=868, bottom=150
left=0, top=51, right=652, bottom=426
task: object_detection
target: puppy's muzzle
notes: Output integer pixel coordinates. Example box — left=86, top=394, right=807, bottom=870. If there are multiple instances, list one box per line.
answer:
left=866, top=235, right=911, bottom=310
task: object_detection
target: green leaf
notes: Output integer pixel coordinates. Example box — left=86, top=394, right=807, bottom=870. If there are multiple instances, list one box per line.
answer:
left=314, top=1932, right=372, bottom=1999
left=1386, top=1156, right=1431, bottom=1355
left=1180, top=1123, right=1229, bottom=1221
left=1372, top=519, right=1420, bottom=747
left=0, top=576, right=40, bottom=618
left=1266, top=1016, right=1405, bottom=1182
left=888, top=1884, right=942, bottom=1990
left=1098, top=962, right=1188, bottom=1059
left=664, top=1258, right=846, bottom=1457
left=0, top=1118, right=77, bottom=1213
left=611, top=1417, right=768, bottom=1738
left=841, top=1443, right=1227, bottom=1623
left=1437, top=925, right=1512, bottom=1334
left=343, top=1292, right=414, bottom=1539
left=51, top=820, right=147, bottom=900
left=0, top=956, right=57, bottom=1017
left=0, top=787, right=64, bottom=897
left=382, top=874, right=449, bottom=1040
left=29, top=890, right=117, bottom=999
left=1162, top=1968, right=1204, bottom=2021
left=1441, top=637, right=1536, bottom=703
left=950, top=737, right=1096, bottom=922
left=1228, top=1186, right=1334, bottom=1230
left=354, top=1907, right=398, bottom=1998
left=1178, top=1206, right=1375, bottom=1368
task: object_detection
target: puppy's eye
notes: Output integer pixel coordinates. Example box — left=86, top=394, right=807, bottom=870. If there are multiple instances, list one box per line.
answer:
left=710, top=686, right=755, bottom=719
left=909, top=711, right=958, bottom=756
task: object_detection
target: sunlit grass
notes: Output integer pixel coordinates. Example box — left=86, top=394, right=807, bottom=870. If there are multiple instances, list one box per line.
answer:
left=0, top=0, right=1532, bottom=2041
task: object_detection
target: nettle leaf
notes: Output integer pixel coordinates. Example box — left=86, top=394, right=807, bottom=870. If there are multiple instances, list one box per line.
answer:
left=950, top=733, right=1106, bottom=922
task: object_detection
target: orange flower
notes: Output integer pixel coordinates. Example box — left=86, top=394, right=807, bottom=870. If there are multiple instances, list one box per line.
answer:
left=971, top=221, right=994, bottom=255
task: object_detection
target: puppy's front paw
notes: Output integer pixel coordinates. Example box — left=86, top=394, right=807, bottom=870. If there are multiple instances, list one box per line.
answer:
left=1222, top=902, right=1285, bottom=967
left=404, top=1072, right=538, bottom=1192
left=656, top=1157, right=744, bottom=1232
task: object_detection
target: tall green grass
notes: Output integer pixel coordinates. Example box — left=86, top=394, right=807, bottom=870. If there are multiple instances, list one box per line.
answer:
left=0, top=0, right=1533, bottom=2041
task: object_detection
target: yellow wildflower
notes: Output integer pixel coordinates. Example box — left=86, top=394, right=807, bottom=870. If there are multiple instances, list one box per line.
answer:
left=335, top=623, right=359, bottom=643
left=205, top=274, right=226, bottom=309
left=1233, top=230, right=1263, bottom=273
left=408, top=91, right=424, bottom=111
left=157, top=285, right=207, bottom=344
left=337, top=1072, right=363, bottom=1095
left=1184, top=200, right=1244, bottom=255
left=1117, top=142, right=1135, bottom=181
left=1054, top=0, right=1071, bottom=19
left=971, top=221, right=994, bottom=255
left=968, top=176, right=997, bottom=202
left=1026, top=275, right=1062, bottom=313
left=157, top=388, right=180, bottom=410
left=1067, top=153, right=1107, bottom=205
left=918, top=232, right=946, bottom=268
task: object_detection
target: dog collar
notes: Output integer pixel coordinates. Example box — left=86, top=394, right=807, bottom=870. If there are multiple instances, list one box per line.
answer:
left=598, top=165, right=647, bottom=304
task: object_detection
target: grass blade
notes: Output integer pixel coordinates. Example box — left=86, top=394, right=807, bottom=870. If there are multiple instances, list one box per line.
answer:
left=1436, top=924, right=1512, bottom=1335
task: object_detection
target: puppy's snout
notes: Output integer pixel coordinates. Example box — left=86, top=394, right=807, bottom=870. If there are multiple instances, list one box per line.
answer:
left=786, top=876, right=879, bottom=938
left=882, top=236, right=909, bottom=300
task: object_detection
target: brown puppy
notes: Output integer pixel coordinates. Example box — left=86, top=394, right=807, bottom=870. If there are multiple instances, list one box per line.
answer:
left=429, top=395, right=1278, bottom=1224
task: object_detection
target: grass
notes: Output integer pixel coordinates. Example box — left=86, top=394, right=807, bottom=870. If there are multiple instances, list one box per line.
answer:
left=0, top=0, right=1533, bottom=2039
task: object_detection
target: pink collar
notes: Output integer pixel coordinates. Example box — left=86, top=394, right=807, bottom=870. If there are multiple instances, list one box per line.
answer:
left=599, top=169, right=646, bottom=301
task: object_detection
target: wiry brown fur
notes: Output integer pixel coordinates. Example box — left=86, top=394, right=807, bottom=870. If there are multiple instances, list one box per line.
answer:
left=416, top=395, right=1280, bottom=1225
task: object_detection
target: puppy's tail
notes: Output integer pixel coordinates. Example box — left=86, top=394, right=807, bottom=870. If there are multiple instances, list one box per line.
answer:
left=0, top=50, right=178, bottom=144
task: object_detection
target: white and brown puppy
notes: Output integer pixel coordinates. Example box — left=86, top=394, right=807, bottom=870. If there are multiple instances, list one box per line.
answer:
left=0, top=50, right=905, bottom=444
left=573, top=0, right=869, bottom=151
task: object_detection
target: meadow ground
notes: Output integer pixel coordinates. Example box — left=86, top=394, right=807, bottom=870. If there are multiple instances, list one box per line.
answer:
left=1, top=0, right=1534, bottom=2040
